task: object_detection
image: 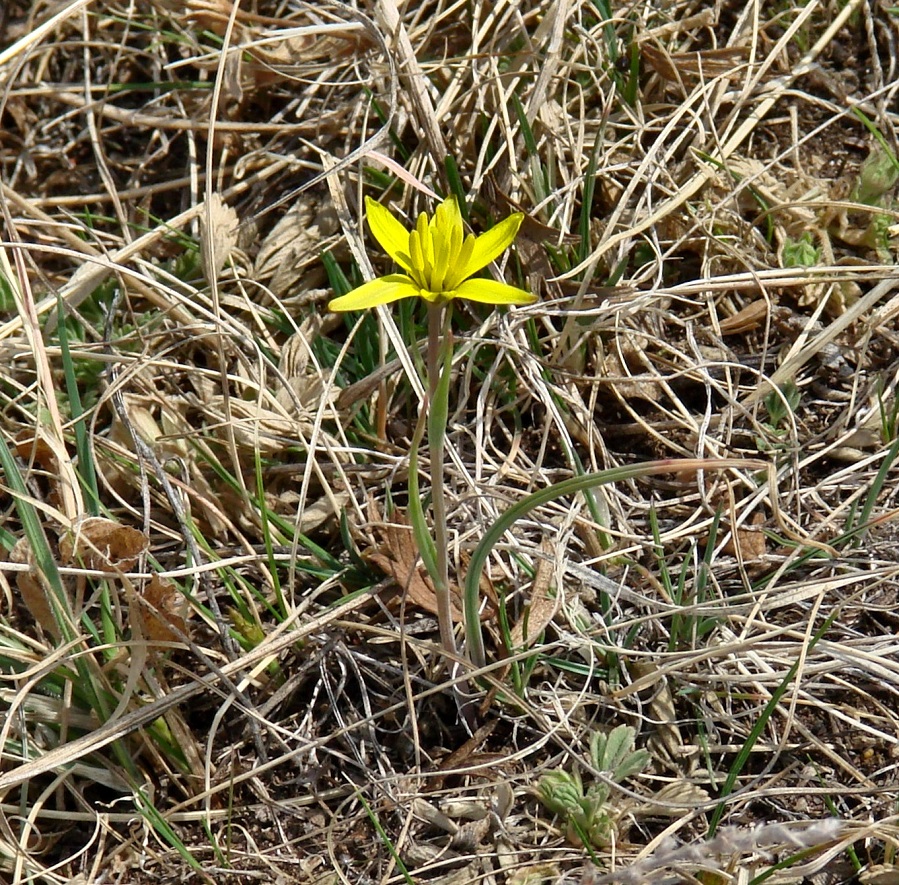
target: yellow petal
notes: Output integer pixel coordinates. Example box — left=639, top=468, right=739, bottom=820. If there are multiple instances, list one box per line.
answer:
left=449, top=217, right=463, bottom=263
left=454, top=234, right=477, bottom=280
left=328, top=274, right=420, bottom=311
left=365, top=198, right=414, bottom=273
left=454, top=277, right=537, bottom=305
left=452, top=212, right=524, bottom=284
left=434, top=196, right=462, bottom=240
left=415, top=212, right=434, bottom=272
left=409, top=229, right=431, bottom=285
left=430, top=222, right=450, bottom=291
left=435, top=198, right=465, bottom=273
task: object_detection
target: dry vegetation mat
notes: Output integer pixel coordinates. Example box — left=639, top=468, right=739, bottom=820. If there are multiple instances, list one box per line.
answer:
left=2, top=0, right=899, bottom=882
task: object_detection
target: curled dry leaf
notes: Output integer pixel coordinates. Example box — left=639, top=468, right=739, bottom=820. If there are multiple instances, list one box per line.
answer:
left=369, top=510, right=463, bottom=623
left=254, top=198, right=340, bottom=298
left=722, top=511, right=768, bottom=562
left=200, top=192, right=240, bottom=282
left=270, top=491, right=348, bottom=534
left=718, top=298, right=772, bottom=336
left=132, top=574, right=189, bottom=644
left=9, top=537, right=59, bottom=638
left=14, top=430, right=59, bottom=469
left=15, top=430, right=65, bottom=510
left=629, top=660, right=692, bottom=773
left=861, top=866, right=899, bottom=885
left=637, top=779, right=711, bottom=817
left=641, top=43, right=751, bottom=85
left=509, top=542, right=559, bottom=650
left=276, top=324, right=335, bottom=412
left=507, top=865, right=562, bottom=885
left=596, top=333, right=660, bottom=402
left=59, top=517, right=149, bottom=573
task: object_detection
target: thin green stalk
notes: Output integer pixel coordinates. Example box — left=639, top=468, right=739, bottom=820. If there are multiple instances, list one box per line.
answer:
left=427, top=302, right=457, bottom=659
left=55, top=294, right=99, bottom=514
left=0, top=437, right=198, bottom=866
left=253, top=444, right=285, bottom=619
left=356, top=789, right=415, bottom=885
left=407, top=411, right=439, bottom=582
left=850, top=433, right=899, bottom=541
left=444, top=155, right=469, bottom=222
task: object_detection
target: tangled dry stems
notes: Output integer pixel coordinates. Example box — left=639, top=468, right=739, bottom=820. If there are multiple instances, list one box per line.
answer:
left=0, top=0, right=899, bottom=882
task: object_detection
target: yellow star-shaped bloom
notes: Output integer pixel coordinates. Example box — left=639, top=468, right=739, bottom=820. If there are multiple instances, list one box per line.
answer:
left=328, top=196, right=537, bottom=311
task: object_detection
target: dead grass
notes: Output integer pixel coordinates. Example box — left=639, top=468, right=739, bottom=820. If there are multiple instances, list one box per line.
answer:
left=1, top=0, right=899, bottom=882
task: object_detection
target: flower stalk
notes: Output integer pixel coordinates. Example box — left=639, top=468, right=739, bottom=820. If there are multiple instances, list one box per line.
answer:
left=330, top=194, right=535, bottom=664
left=426, top=301, right=455, bottom=656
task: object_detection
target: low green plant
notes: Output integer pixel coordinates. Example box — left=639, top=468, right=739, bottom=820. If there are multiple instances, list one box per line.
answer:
left=538, top=724, right=650, bottom=847
left=652, top=507, right=724, bottom=652
left=849, top=146, right=899, bottom=256
left=781, top=232, right=821, bottom=268
left=757, top=380, right=801, bottom=453
left=707, top=609, right=837, bottom=836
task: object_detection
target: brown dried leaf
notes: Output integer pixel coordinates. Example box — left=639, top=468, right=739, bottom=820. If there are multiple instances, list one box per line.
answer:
left=426, top=720, right=500, bottom=794
left=59, top=517, right=149, bottom=573
left=639, top=779, right=712, bottom=816
left=722, top=511, right=767, bottom=561
left=14, top=431, right=66, bottom=510
left=254, top=199, right=339, bottom=298
left=861, top=866, right=899, bottom=885
left=630, top=661, right=691, bottom=772
left=9, top=538, right=59, bottom=638
left=641, top=43, right=750, bottom=84
left=14, top=431, right=58, bottom=469
left=597, top=341, right=659, bottom=401
left=369, top=511, right=463, bottom=622
left=182, top=0, right=238, bottom=35
left=276, top=326, right=330, bottom=411
left=200, top=193, right=240, bottom=282
left=509, top=542, right=558, bottom=649
left=508, top=865, right=562, bottom=885
left=718, top=299, right=770, bottom=336
left=250, top=30, right=370, bottom=70
left=132, top=574, right=189, bottom=644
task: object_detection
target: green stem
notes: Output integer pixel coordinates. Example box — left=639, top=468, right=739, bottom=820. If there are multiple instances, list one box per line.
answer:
left=427, top=302, right=457, bottom=659
left=408, top=410, right=439, bottom=581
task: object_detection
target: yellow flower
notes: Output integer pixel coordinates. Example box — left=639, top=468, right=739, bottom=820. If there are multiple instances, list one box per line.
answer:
left=328, top=196, right=537, bottom=311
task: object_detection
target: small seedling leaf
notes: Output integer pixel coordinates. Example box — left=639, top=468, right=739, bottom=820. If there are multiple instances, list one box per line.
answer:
left=537, top=770, right=584, bottom=817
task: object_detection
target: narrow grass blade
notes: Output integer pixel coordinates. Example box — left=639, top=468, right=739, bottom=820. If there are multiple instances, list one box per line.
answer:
left=850, top=434, right=899, bottom=541
left=463, top=458, right=765, bottom=668
left=0, top=435, right=75, bottom=644
left=55, top=294, right=100, bottom=514
left=356, top=788, right=415, bottom=885
left=444, top=155, right=469, bottom=222
left=707, top=608, right=838, bottom=836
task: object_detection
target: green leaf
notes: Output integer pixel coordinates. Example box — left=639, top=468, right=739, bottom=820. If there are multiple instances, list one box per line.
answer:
left=463, top=457, right=765, bottom=668
left=538, top=769, right=584, bottom=817
left=590, top=725, right=649, bottom=783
